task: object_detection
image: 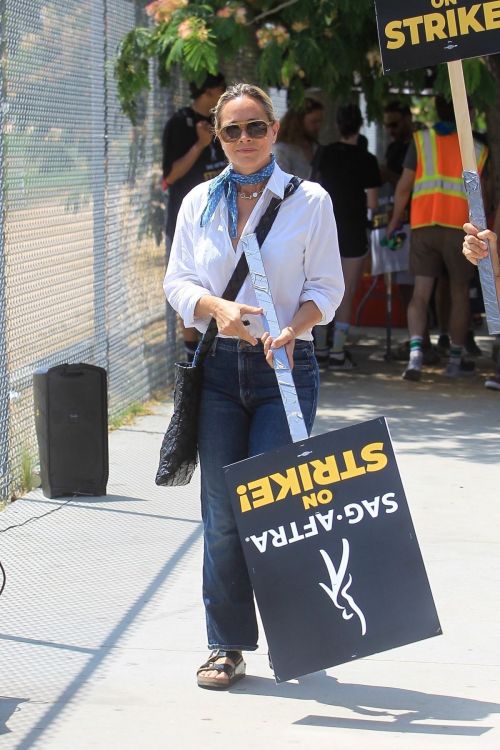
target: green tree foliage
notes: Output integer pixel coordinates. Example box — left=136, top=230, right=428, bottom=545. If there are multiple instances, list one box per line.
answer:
left=115, top=0, right=495, bottom=123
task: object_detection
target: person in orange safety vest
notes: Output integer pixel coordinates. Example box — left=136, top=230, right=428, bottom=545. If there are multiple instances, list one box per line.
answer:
left=387, top=95, right=488, bottom=382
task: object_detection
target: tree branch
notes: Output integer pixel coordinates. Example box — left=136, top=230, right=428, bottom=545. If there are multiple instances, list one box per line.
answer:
left=246, top=0, right=301, bottom=26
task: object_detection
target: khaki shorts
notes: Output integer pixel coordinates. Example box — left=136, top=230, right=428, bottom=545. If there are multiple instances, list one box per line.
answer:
left=410, top=226, right=474, bottom=283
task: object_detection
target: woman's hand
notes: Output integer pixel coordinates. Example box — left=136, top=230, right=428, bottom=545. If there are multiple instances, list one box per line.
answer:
left=261, top=326, right=296, bottom=369
left=212, top=299, right=263, bottom=344
left=463, top=222, right=498, bottom=266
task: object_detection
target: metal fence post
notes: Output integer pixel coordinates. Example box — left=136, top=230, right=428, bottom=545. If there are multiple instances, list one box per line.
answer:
left=0, top=0, right=10, bottom=501
left=91, top=0, right=108, bottom=368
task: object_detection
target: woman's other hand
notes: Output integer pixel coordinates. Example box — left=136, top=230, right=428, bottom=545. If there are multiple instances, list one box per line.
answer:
left=212, top=299, right=263, bottom=344
left=463, top=223, right=498, bottom=266
left=261, top=326, right=296, bottom=369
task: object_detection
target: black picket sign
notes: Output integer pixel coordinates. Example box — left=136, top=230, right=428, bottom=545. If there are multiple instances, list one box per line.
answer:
left=374, top=0, right=500, bottom=73
left=224, top=418, right=441, bottom=683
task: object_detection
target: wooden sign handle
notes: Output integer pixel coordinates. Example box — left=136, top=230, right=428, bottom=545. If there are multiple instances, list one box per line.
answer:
left=447, top=60, right=500, bottom=334
left=447, top=61, right=478, bottom=172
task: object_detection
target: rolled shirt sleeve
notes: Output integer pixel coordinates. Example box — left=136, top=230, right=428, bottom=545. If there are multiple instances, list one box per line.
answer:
left=163, top=197, right=211, bottom=329
left=300, top=190, right=344, bottom=325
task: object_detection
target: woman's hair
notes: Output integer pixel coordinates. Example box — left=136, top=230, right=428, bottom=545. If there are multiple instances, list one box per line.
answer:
left=337, top=103, right=363, bottom=138
left=277, top=98, right=324, bottom=146
left=212, top=83, right=276, bottom=131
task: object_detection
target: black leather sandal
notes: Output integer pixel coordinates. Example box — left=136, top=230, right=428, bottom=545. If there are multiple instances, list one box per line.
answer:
left=197, top=649, right=246, bottom=690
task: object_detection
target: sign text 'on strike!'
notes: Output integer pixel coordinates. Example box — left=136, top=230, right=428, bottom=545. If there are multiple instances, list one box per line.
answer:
left=375, top=0, right=500, bottom=73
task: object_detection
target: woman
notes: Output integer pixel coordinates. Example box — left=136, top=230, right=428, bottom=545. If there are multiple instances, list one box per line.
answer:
left=316, top=104, right=381, bottom=369
left=164, top=83, right=344, bottom=689
left=273, top=98, right=324, bottom=180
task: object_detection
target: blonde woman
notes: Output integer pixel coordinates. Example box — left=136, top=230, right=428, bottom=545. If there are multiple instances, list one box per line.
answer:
left=164, top=83, right=343, bottom=689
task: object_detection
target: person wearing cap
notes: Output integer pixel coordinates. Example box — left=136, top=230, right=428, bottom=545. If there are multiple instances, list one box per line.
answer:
left=162, top=74, right=227, bottom=361
left=387, top=95, right=488, bottom=381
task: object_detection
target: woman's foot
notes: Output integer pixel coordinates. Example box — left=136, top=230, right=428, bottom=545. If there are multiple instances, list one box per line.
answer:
left=197, top=649, right=246, bottom=690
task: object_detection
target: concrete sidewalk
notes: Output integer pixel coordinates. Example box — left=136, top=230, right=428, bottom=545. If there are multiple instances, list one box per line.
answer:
left=1, top=329, right=499, bottom=749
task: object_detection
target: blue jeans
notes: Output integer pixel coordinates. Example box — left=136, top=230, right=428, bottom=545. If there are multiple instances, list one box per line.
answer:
left=197, top=338, right=319, bottom=651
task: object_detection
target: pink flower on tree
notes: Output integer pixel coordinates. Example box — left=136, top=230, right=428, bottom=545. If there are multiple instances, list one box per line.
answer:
left=177, top=17, right=210, bottom=42
left=216, top=6, right=233, bottom=18
left=216, top=4, right=246, bottom=23
left=145, top=0, right=188, bottom=25
left=234, top=6, right=247, bottom=24
left=177, top=18, right=194, bottom=39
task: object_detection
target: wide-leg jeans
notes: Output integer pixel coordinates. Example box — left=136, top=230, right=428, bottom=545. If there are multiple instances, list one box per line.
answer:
left=197, top=338, right=319, bottom=651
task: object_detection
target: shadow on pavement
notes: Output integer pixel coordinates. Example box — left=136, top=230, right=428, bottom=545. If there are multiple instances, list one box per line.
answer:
left=12, top=523, right=202, bottom=750
left=235, top=672, right=499, bottom=735
left=21, top=495, right=200, bottom=525
left=313, top=335, right=500, bottom=465
left=0, top=698, right=29, bottom=736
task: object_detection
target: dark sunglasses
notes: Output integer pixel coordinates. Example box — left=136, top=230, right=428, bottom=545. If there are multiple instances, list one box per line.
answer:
left=218, top=119, right=272, bottom=143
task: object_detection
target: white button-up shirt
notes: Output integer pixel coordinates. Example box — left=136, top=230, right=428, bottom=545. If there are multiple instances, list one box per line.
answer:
left=164, top=162, right=344, bottom=341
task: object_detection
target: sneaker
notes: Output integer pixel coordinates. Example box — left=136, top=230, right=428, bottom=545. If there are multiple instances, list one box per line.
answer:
left=403, top=366, right=421, bottom=382
left=444, top=359, right=476, bottom=378
left=329, top=350, right=356, bottom=370
left=464, top=330, right=482, bottom=357
left=485, top=374, right=500, bottom=391
left=396, top=342, right=439, bottom=365
left=437, top=334, right=450, bottom=356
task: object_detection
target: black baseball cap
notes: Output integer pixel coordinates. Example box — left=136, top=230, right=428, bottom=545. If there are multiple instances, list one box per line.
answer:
left=189, top=73, right=226, bottom=100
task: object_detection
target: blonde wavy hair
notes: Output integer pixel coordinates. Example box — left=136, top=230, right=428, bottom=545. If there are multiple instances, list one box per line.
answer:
left=212, top=83, right=276, bottom=132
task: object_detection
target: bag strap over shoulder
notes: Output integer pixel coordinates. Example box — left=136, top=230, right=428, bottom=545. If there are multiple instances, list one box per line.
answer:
left=195, top=176, right=302, bottom=364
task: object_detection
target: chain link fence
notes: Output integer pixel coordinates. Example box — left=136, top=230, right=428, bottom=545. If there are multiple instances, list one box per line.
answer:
left=0, top=0, right=174, bottom=504
left=0, top=1, right=259, bottom=506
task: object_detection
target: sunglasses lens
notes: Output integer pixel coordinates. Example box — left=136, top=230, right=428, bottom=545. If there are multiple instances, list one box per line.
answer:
left=221, top=124, right=242, bottom=142
left=220, top=121, right=269, bottom=142
left=246, top=121, right=269, bottom=138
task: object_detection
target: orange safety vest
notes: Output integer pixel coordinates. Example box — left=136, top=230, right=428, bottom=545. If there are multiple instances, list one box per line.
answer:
left=410, top=129, right=488, bottom=230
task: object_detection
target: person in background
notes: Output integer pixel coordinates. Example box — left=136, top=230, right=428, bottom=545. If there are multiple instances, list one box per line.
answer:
left=387, top=95, right=488, bottom=381
left=380, top=101, right=440, bottom=365
left=273, top=98, right=324, bottom=180
left=316, top=103, right=381, bottom=369
left=162, top=73, right=227, bottom=361
left=463, top=217, right=500, bottom=391
left=381, top=101, right=414, bottom=187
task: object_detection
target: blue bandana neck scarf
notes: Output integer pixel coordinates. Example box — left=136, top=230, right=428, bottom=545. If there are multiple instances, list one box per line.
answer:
left=200, top=154, right=276, bottom=239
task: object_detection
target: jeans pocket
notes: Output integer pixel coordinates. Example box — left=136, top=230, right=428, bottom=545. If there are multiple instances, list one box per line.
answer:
left=293, top=342, right=314, bottom=370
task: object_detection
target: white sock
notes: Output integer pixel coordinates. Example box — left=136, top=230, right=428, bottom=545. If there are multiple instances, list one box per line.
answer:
left=332, top=322, right=350, bottom=354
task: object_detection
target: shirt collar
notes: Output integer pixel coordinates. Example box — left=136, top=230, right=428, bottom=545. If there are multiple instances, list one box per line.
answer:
left=263, top=161, right=289, bottom=199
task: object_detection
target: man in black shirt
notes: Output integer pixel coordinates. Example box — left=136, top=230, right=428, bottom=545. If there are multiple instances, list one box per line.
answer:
left=317, top=104, right=381, bottom=369
left=163, top=73, right=227, bottom=360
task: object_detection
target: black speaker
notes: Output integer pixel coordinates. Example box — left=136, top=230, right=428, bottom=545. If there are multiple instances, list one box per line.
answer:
left=33, top=363, right=108, bottom=498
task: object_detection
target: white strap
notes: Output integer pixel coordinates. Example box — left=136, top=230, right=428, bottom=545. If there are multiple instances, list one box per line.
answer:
left=241, top=233, right=309, bottom=443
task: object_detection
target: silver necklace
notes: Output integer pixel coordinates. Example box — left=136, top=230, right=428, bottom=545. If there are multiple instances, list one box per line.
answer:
left=237, top=187, right=264, bottom=200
